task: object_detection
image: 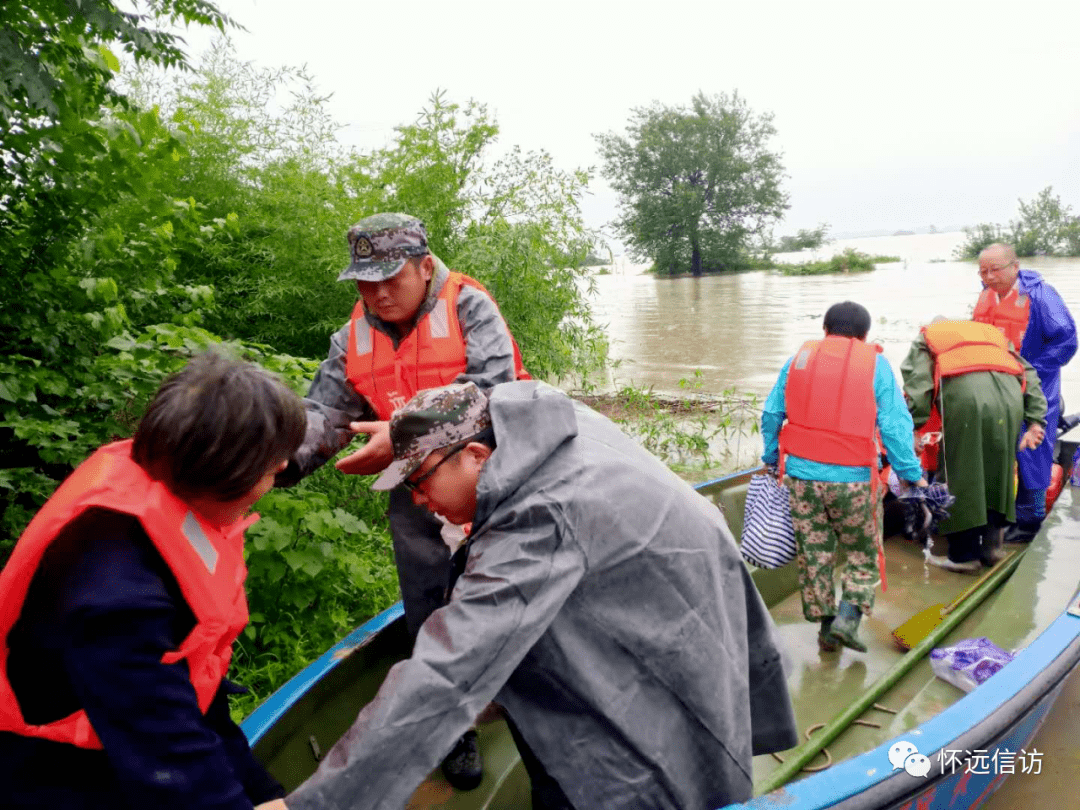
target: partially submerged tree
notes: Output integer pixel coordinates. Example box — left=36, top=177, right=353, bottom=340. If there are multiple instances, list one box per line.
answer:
left=596, top=92, right=788, bottom=276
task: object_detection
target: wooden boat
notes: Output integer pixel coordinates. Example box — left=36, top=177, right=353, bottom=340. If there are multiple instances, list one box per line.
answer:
left=242, top=437, right=1080, bottom=810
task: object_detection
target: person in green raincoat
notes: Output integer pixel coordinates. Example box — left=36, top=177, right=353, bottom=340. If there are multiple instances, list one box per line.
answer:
left=901, top=318, right=1047, bottom=572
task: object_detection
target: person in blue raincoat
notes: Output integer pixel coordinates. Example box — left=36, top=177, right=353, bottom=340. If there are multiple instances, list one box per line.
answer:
left=973, top=243, right=1077, bottom=542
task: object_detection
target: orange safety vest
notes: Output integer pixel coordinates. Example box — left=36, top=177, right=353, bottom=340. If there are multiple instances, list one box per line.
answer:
left=346, top=271, right=530, bottom=419
left=779, top=336, right=880, bottom=472
left=0, top=441, right=252, bottom=750
left=779, top=336, right=888, bottom=589
left=917, top=320, right=1026, bottom=473
left=972, top=286, right=1031, bottom=351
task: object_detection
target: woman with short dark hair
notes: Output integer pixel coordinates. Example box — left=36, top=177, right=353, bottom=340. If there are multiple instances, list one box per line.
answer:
left=0, top=351, right=305, bottom=810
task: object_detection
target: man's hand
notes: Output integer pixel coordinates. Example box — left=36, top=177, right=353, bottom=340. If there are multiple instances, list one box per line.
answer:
left=335, top=420, right=394, bottom=475
left=1019, top=423, right=1046, bottom=451
left=255, top=801, right=288, bottom=810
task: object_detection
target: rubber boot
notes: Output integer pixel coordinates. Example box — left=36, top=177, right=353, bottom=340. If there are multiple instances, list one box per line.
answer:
left=828, top=600, right=868, bottom=653
left=818, top=616, right=840, bottom=652
left=979, top=526, right=1007, bottom=567
left=441, top=729, right=483, bottom=791
left=1004, top=521, right=1040, bottom=544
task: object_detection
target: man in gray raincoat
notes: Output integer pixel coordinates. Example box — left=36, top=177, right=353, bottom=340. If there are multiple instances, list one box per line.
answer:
left=276, top=380, right=798, bottom=810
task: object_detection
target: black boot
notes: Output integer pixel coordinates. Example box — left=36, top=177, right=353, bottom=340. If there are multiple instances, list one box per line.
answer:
left=1004, top=521, right=1040, bottom=544
left=980, top=526, right=1007, bottom=566
left=442, top=729, right=483, bottom=791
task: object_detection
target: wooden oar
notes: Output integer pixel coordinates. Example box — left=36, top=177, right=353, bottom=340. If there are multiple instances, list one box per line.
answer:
left=891, top=548, right=1019, bottom=651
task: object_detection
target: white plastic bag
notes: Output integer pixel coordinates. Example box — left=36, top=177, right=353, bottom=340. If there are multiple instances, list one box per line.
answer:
left=929, top=637, right=1014, bottom=693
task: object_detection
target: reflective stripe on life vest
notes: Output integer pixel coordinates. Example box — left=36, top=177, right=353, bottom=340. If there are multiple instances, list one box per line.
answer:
left=0, top=441, right=251, bottom=749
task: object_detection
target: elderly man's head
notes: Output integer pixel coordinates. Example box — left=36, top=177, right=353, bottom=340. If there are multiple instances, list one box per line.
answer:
left=978, top=243, right=1019, bottom=295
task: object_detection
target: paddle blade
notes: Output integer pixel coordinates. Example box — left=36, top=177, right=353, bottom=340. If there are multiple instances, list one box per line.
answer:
left=891, top=603, right=946, bottom=651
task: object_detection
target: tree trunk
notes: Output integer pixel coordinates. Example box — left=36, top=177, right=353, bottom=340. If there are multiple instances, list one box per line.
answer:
left=691, top=242, right=702, bottom=277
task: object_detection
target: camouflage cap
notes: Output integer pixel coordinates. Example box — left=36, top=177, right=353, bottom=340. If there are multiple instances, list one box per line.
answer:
left=337, top=212, right=429, bottom=282
left=371, top=382, right=492, bottom=491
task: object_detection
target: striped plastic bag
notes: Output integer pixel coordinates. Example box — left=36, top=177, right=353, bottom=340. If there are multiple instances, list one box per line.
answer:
left=740, top=473, right=797, bottom=569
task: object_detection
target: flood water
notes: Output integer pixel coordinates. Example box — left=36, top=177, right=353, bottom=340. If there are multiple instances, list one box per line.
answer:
left=587, top=232, right=1080, bottom=806
left=589, top=233, right=1080, bottom=472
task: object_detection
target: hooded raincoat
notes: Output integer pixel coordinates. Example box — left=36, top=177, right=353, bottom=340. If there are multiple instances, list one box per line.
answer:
left=287, top=381, right=798, bottom=810
left=998, top=270, right=1077, bottom=490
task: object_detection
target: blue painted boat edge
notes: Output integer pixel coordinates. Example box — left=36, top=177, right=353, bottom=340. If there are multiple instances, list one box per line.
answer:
left=729, top=610, right=1080, bottom=809
left=241, top=601, right=405, bottom=745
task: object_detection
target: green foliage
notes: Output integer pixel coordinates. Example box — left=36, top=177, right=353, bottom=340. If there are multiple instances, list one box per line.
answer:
left=581, top=378, right=760, bottom=474
left=2, top=20, right=602, bottom=720
left=232, top=468, right=398, bottom=718
left=774, top=223, right=831, bottom=252
left=955, top=186, right=1080, bottom=258
left=123, top=42, right=362, bottom=359
left=596, top=91, right=788, bottom=277
left=776, top=248, right=888, bottom=276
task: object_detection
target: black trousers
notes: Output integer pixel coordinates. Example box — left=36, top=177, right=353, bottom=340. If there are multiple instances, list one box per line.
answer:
left=504, top=715, right=576, bottom=810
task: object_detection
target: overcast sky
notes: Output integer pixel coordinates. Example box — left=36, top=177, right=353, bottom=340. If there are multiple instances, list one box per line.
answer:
left=172, top=0, right=1080, bottom=245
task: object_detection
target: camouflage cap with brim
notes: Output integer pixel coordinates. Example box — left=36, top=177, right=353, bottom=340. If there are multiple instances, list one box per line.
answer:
left=337, top=212, right=429, bottom=282
left=372, top=382, right=492, bottom=491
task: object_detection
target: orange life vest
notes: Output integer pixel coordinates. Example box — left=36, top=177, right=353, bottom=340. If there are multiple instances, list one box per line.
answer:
left=972, top=286, right=1031, bottom=351
left=0, top=441, right=252, bottom=750
left=779, top=336, right=880, bottom=472
left=346, top=271, right=530, bottom=419
left=779, top=336, right=888, bottom=589
left=917, top=321, right=1026, bottom=473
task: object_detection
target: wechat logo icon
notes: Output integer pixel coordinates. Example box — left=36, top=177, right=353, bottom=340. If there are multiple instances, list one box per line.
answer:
left=888, top=740, right=931, bottom=778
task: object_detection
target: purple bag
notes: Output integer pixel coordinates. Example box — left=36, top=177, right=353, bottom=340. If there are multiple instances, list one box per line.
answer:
left=930, top=637, right=1014, bottom=693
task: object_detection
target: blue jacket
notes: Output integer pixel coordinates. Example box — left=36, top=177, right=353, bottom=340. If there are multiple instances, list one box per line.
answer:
left=1014, top=270, right=1078, bottom=489
left=761, top=352, right=924, bottom=483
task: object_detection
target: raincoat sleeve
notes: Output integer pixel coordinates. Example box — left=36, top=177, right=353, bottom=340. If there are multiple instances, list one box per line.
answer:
left=1026, top=282, right=1078, bottom=375
left=1019, top=353, right=1048, bottom=427
left=760, top=358, right=792, bottom=464
left=875, top=355, right=923, bottom=483
left=284, top=510, right=587, bottom=810
left=277, top=323, right=377, bottom=486
left=456, top=284, right=518, bottom=390
left=900, top=333, right=935, bottom=429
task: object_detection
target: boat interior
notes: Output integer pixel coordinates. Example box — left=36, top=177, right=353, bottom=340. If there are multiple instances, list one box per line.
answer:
left=250, top=440, right=1080, bottom=809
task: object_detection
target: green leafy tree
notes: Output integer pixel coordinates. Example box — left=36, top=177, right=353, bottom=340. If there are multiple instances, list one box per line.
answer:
left=1012, top=186, right=1074, bottom=256
left=955, top=186, right=1079, bottom=258
left=775, top=223, right=831, bottom=252
left=596, top=92, right=788, bottom=276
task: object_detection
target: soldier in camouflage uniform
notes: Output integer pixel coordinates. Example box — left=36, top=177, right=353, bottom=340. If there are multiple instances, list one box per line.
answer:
left=761, top=301, right=926, bottom=653
left=275, top=213, right=528, bottom=791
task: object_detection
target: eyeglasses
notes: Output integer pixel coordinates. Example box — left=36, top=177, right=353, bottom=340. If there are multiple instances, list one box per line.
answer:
left=402, top=443, right=467, bottom=492
left=980, top=261, right=1016, bottom=274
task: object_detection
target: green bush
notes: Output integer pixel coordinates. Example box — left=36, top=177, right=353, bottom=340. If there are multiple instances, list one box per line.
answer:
left=776, top=248, right=891, bottom=276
